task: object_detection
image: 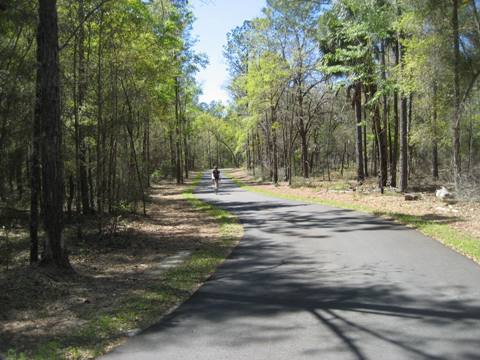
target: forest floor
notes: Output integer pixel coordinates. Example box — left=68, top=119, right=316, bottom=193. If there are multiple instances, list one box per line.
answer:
left=227, top=168, right=480, bottom=264
left=0, top=175, right=241, bottom=359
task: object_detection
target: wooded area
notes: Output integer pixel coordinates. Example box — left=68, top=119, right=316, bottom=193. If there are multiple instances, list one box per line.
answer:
left=224, top=0, right=480, bottom=196
left=0, top=0, right=219, bottom=270
left=1, top=0, right=479, bottom=271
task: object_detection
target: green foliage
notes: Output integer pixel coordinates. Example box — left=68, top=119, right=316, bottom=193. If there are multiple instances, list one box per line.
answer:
left=319, top=0, right=395, bottom=87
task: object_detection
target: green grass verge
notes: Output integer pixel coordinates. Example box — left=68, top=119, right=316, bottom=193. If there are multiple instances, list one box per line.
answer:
left=6, top=174, right=242, bottom=360
left=228, top=173, right=480, bottom=265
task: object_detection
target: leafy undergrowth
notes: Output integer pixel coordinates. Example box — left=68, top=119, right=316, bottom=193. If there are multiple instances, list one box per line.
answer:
left=1, top=174, right=242, bottom=359
left=227, top=168, right=480, bottom=265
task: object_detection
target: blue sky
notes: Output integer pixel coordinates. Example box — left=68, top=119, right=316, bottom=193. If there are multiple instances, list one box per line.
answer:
left=191, top=0, right=266, bottom=104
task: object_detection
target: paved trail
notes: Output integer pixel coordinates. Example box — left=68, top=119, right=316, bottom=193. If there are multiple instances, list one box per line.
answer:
left=102, top=173, right=480, bottom=360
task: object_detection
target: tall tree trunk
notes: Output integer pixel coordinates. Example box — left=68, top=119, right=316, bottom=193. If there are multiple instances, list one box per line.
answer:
left=399, top=94, right=408, bottom=192
left=73, top=28, right=82, bottom=239
left=246, top=134, right=251, bottom=170
left=169, top=127, right=175, bottom=179
left=297, top=90, right=309, bottom=178
left=207, top=132, right=212, bottom=169
left=36, top=0, right=70, bottom=269
left=370, top=85, right=388, bottom=191
left=184, top=130, right=189, bottom=180
left=452, top=0, right=462, bottom=190
left=341, top=141, right=347, bottom=176
left=77, top=0, right=90, bottom=214
left=363, top=93, right=369, bottom=178
left=432, top=82, right=439, bottom=179
left=353, top=83, right=365, bottom=181
left=408, top=93, right=414, bottom=177
left=381, top=41, right=390, bottom=184
left=29, top=102, right=41, bottom=264
left=374, top=105, right=388, bottom=191
left=146, top=116, right=150, bottom=186
left=67, top=175, right=74, bottom=218
left=126, top=124, right=146, bottom=215
left=467, top=115, right=473, bottom=175
left=271, top=107, right=278, bottom=184
left=96, top=8, right=104, bottom=216
left=174, top=77, right=183, bottom=184
left=399, top=37, right=408, bottom=192
left=390, top=39, right=400, bottom=188
left=252, top=129, right=256, bottom=176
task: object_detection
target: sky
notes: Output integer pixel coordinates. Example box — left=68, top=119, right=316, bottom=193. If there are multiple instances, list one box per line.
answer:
left=190, top=0, right=266, bottom=105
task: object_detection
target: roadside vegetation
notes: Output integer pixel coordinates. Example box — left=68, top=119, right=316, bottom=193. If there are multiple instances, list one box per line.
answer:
left=1, top=175, right=241, bottom=359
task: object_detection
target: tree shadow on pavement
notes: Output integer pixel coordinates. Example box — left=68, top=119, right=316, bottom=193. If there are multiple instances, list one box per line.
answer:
left=126, top=175, right=480, bottom=360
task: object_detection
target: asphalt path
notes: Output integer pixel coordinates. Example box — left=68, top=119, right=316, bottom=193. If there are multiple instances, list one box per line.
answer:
left=102, top=172, right=480, bottom=360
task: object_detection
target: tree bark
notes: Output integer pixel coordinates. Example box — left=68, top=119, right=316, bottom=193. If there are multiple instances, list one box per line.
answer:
left=174, top=77, right=183, bottom=184
left=271, top=106, right=278, bottom=183
left=96, top=8, right=104, bottom=215
left=36, top=0, right=71, bottom=269
left=381, top=41, right=390, bottom=186
left=452, top=0, right=462, bottom=190
left=399, top=37, right=408, bottom=192
left=369, top=85, right=388, bottom=191
left=29, top=103, right=41, bottom=264
left=353, top=83, right=365, bottom=181
left=390, top=39, right=400, bottom=188
left=432, top=82, right=439, bottom=179
left=77, top=0, right=90, bottom=214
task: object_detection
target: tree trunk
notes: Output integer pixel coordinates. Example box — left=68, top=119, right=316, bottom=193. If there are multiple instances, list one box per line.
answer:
left=370, top=85, right=388, bottom=191
left=432, top=82, right=439, bottom=179
left=390, top=39, right=400, bottom=188
left=467, top=115, right=473, bottom=175
left=353, top=83, right=365, bottom=181
left=381, top=41, right=390, bottom=185
left=36, top=0, right=71, bottom=269
left=96, top=8, right=104, bottom=215
left=399, top=94, right=408, bottom=192
left=341, top=141, right=347, bottom=176
left=408, top=93, right=414, bottom=177
left=169, top=128, right=175, bottom=179
left=184, top=130, right=189, bottom=180
left=174, top=77, right=183, bottom=184
left=252, top=129, right=256, bottom=176
left=399, top=37, right=408, bottom=192
left=271, top=107, right=278, bottom=183
left=29, top=104, right=41, bottom=264
left=77, top=0, right=90, bottom=214
left=363, top=93, right=369, bottom=178
left=67, top=174, right=74, bottom=218
left=452, top=0, right=462, bottom=190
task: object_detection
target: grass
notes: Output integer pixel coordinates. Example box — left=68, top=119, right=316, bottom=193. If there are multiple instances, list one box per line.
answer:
left=5, top=174, right=242, bottom=360
left=228, top=172, right=480, bottom=265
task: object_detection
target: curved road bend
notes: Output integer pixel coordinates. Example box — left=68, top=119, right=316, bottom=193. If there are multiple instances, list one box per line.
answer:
left=102, top=172, right=480, bottom=360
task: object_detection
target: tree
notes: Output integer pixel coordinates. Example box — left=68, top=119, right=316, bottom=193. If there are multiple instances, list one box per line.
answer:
left=35, top=0, right=70, bottom=268
left=242, top=52, right=289, bottom=183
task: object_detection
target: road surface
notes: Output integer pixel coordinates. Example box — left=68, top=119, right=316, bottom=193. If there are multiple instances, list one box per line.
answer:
left=102, top=173, right=480, bottom=360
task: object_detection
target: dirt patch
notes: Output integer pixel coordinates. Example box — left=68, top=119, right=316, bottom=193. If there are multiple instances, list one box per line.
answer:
left=229, top=169, right=480, bottom=239
left=0, top=180, right=220, bottom=357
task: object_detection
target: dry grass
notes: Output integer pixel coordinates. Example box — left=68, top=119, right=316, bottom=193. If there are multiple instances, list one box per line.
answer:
left=229, top=169, right=480, bottom=239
